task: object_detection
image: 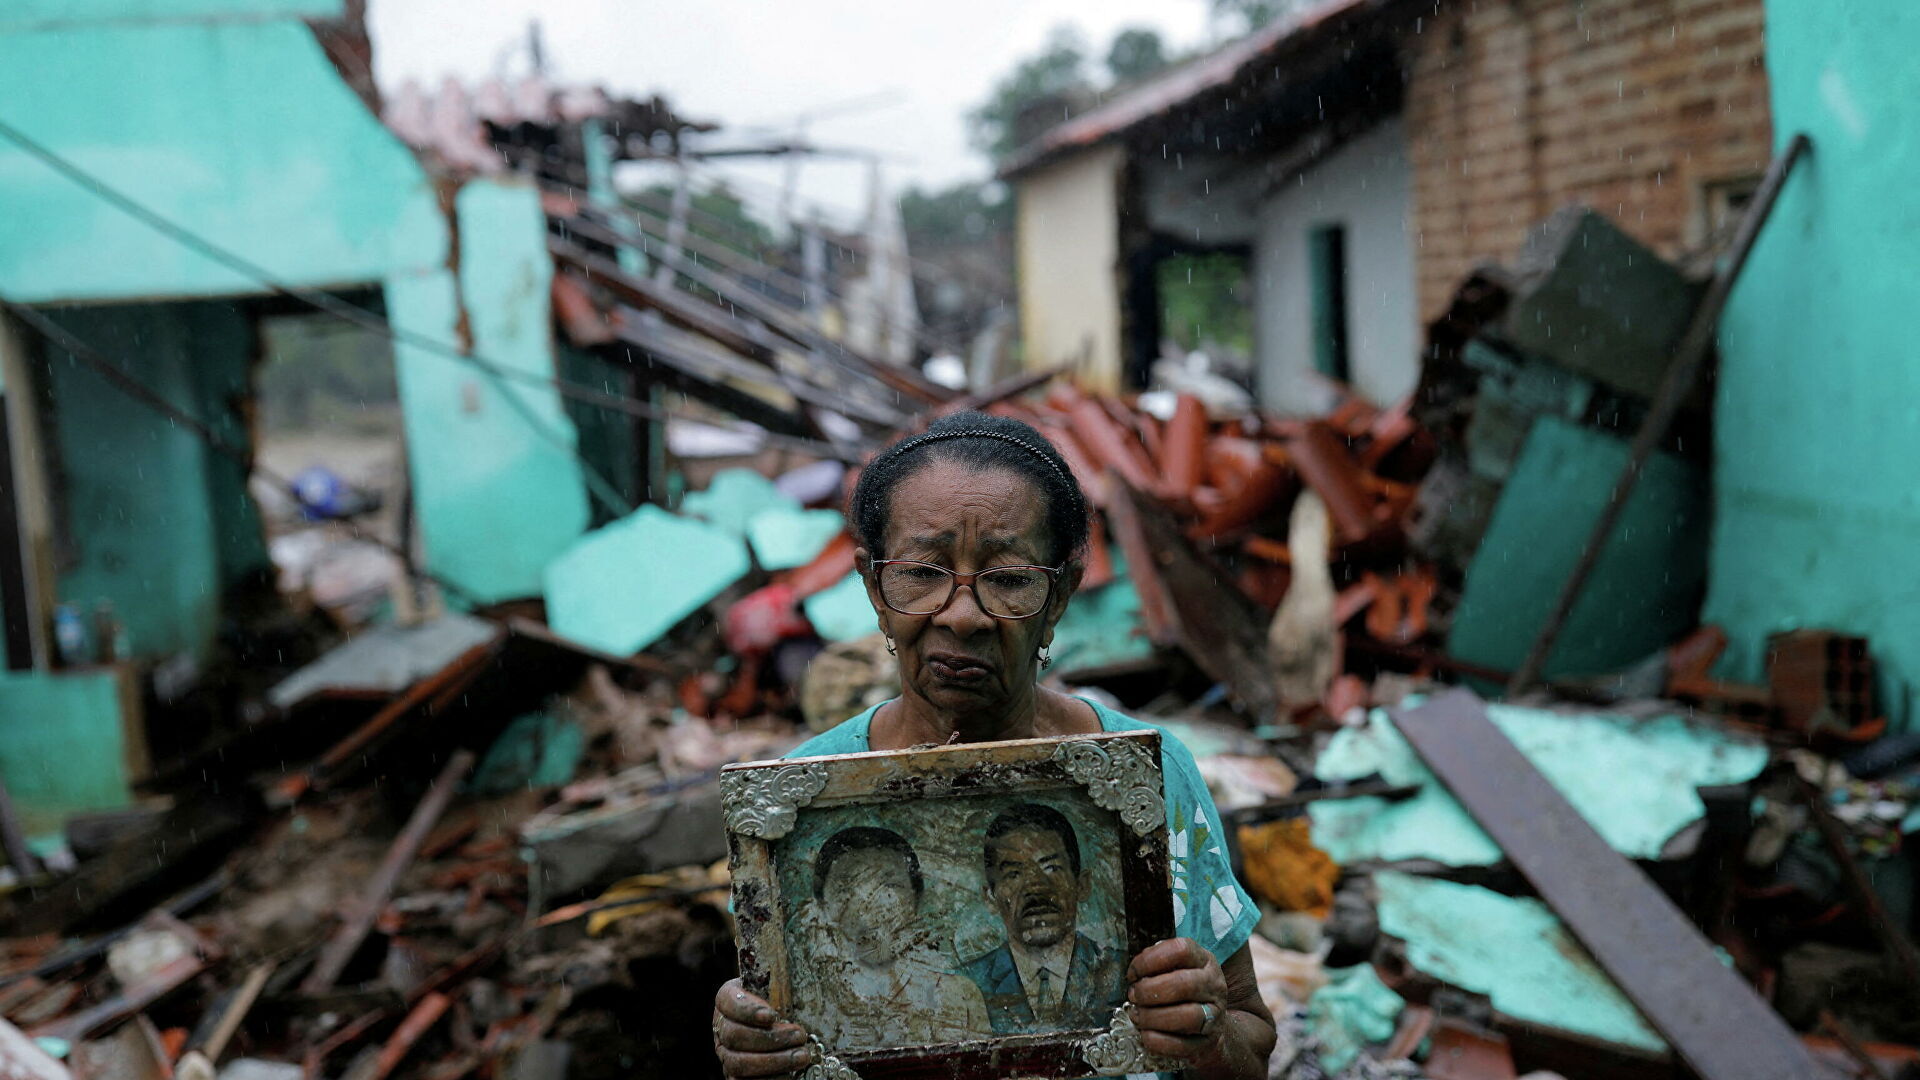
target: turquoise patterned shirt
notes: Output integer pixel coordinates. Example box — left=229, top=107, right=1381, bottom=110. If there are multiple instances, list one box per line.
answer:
left=787, top=698, right=1259, bottom=1080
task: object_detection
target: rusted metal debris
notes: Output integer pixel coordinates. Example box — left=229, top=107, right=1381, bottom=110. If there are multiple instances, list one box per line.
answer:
left=369, top=992, right=452, bottom=1080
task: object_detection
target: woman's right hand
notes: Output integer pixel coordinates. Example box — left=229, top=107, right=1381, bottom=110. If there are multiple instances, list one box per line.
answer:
left=713, top=978, right=818, bottom=1078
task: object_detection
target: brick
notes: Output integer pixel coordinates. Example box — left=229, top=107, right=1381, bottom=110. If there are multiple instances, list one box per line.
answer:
left=1405, top=0, right=1771, bottom=317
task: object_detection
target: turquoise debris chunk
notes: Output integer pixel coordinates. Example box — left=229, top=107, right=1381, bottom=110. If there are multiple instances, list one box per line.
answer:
left=747, top=507, right=845, bottom=571
left=803, top=572, right=878, bottom=642
left=1307, top=964, right=1404, bottom=1073
left=1047, top=564, right=1153, bottom=672
left=681, top=469, right=798, bottom=538
left=469, top=712, right=586, bottom=794
left=1447, top=415, right=1709, bottom=681
left=544, top=505, right=749, bottom=655
left=0, top=670, right=137, bottom=839
left=1311, top=702, right=1767, bottom=867
left=1375, top=871, right=1666, bottom=1052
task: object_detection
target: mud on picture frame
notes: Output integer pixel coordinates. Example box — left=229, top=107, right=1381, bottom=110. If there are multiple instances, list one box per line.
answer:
left=721, top=730, right=1177, bottom=1080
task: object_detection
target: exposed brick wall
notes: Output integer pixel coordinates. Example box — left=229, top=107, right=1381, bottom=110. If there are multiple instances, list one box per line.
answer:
left=1405, top=0, right=1772, bottom=319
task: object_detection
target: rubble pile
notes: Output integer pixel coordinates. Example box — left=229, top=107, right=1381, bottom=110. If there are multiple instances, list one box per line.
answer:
left=3, top=207, right=1918, bottom=1080
left=0, top=617, right=791, bottom=1080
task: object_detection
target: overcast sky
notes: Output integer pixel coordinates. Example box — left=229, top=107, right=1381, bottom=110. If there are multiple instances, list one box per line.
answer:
left=366, top=0, right=1217, bottom=226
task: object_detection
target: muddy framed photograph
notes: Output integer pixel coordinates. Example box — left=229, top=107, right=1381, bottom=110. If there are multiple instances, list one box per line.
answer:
left=721, top=730, right=1176, bottom=1080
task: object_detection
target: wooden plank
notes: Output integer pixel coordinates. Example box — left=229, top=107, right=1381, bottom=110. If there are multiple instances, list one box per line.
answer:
left=0, top=401, right=37, bottom=672
left=0, top=314, right=55, bottom=671
left=278, top=638, right=495, bottom=799
left=1110, top=481, right=1278, bottom=723
left=0, top=1015, right=70, bottom=1080
left=1392, top=689, right=1816, bottom=1080
left=30, top=952, right=204, bottom=1044
left=610, top=310, right=906, bottom=429
left=300, top=750, right=476, bottom=993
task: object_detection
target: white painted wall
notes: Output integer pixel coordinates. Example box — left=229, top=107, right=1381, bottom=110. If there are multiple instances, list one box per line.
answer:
left=1252, top=119, right=1417, bottom=414
left=1015, top=145, right=1125, bottom=393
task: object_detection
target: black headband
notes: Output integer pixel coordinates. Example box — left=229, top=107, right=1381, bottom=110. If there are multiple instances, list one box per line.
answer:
left=893, top=428, right=1070, bottom=486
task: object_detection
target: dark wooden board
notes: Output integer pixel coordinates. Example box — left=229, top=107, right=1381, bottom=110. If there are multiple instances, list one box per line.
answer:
left=1392, top=688, right=1815, bottom=1080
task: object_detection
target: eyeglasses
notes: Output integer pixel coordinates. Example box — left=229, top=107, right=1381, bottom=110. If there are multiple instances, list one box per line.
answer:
left=870, top=560, right=1062, bottom=619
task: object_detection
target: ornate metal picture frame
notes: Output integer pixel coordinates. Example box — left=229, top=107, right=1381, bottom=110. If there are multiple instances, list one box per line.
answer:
left=722, top=731, right=1175, bottom=1080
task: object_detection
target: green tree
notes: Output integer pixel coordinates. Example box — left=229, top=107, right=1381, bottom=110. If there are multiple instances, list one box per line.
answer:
left=1210, top=0, right=1292, bottom=35
left=1106, top=27, right=1170, bottom=84
left=967, top=25, right=1092, bottom=160
left=1158, top=253, right=1253, bottom=354
left=900, top=182, right=1012, bottom=249
left=634, top=181, right=776, bottom=258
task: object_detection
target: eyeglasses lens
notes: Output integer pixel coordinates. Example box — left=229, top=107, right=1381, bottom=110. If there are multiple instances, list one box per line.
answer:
left=878, top=564, right=1050, bottom=618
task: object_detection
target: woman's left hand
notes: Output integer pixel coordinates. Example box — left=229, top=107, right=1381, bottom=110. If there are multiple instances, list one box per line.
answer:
left=1126, top=937, right=1230, bottom=1059
left=1126, top=939, right=1276, bottom=1080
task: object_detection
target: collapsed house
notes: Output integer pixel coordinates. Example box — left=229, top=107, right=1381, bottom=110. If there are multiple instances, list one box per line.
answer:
left=0, top=0, right=603, bottom=834
left=998, top=0, right=1919, bottom=710
left=0, top=1, right=1917, bottom=1079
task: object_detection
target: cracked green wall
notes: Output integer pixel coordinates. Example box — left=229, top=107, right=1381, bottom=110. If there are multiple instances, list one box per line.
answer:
left=0, top=0, right=589, bottom=829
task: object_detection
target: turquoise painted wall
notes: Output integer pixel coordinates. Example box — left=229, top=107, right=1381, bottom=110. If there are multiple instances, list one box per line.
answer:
left=0, top=16, right=431, bottom=303
left=1707, top=0, right=1920, bottom=730
left=39, top=301, right=267, bottom=661
left=1, top=0, right=340, bottom=29
left=388, top=181, right=592, bottom=604
left=0, top=670, right=136, bottom=838
left=0, top=4, right=591, bottom=616
left=1448, top=416, right=1710, bottom=681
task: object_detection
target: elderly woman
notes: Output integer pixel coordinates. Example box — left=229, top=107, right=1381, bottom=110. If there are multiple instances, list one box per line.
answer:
left=712, top=412, right=1277, bottom=1080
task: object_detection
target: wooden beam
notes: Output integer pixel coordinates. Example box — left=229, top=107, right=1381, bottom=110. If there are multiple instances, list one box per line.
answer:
left=1392, top=689, right=1816, bottom=1080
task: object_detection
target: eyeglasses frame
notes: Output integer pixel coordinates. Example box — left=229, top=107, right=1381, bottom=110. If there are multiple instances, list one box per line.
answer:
left=867, top=558, right=1064, bottom=620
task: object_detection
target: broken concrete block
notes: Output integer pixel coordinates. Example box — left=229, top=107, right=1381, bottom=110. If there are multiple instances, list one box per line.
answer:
left=267, top=614, right=500, bottom=709
left=1496, top=207, right=1701, bottom=400
left=1375, top=872, right=1665, bottom=1053
left=522, top=779, right=727, bottom=906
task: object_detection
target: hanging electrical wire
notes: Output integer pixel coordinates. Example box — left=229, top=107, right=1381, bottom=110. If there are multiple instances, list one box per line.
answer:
left=0, top=113, right=871, bottom=528
left=0, top=297, right=487, bottom=609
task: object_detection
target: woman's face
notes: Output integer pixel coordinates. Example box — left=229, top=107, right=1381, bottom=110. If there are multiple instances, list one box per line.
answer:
left=859, top=460, right=1075, bottom=725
